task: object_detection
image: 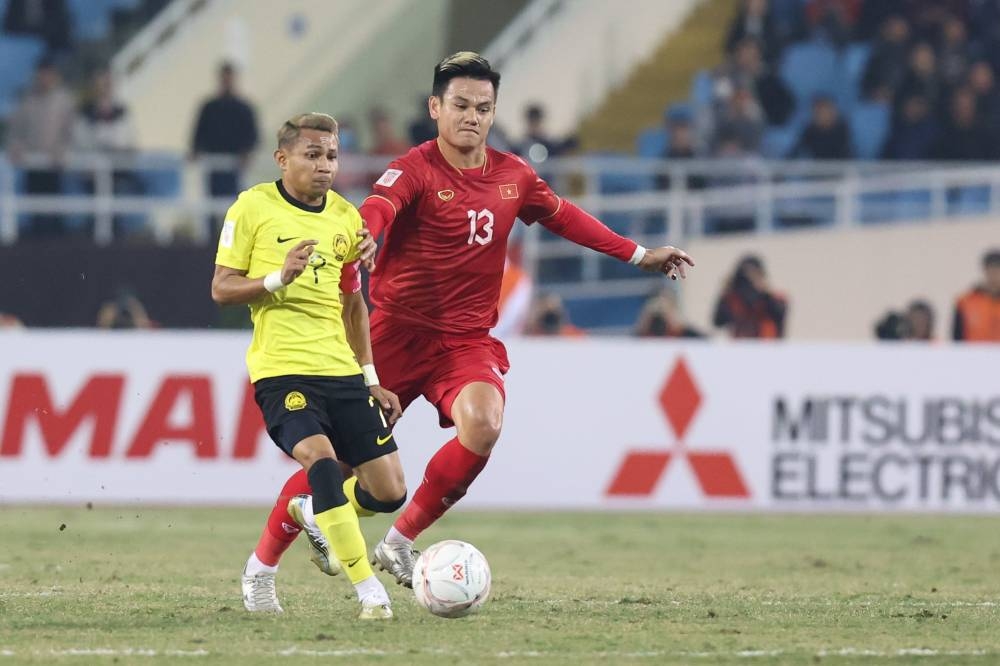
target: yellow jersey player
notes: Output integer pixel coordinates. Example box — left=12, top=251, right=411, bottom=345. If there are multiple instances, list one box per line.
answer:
left=211, top=113, right=406, bottom=619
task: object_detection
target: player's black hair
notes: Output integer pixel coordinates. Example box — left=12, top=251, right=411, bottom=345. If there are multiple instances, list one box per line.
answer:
left=432, top=51, right=501, bottom=98
left=983, top=249, right=1000, bottom=268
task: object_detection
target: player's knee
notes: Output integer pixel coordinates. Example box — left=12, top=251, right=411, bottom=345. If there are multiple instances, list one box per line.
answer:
left=459, top=415, right=502, bottom=454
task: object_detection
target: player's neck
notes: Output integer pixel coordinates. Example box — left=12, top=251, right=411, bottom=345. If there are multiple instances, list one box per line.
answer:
left=436, top=137, right=485, bottom=171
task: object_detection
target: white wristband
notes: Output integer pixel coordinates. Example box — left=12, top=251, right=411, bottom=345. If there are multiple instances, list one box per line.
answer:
left=629, top=245, right=647, bottom=266
left=361, top=363, right=380, bottom=387
left=263, top=270, right=286, bottom=293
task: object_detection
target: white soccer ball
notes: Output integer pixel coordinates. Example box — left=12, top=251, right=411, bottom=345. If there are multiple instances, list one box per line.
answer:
left=412, top=540, right=491, bottom=618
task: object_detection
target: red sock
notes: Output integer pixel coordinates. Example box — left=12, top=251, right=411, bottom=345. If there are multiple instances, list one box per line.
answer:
left=394, top=437, right=488, bottom=540
left=253, top=468, right=312, bottom=566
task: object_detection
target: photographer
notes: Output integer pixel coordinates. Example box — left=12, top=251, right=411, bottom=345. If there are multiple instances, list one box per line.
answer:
left=524, top=293, right=584, bottom=337
left=635, top=288, right=704, bottom=338
left=713, top=255, right=787, bottom=338
left=874, top=300, right=935, bottom=341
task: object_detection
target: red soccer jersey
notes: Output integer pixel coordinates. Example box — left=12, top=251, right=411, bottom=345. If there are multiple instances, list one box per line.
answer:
left=364, top=140, right=561, bottom=336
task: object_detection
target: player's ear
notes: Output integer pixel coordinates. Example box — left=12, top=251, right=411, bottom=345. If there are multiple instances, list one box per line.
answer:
left=428, top=95, right=441, bottom=120
left=273, top=148, right=286, bottom=170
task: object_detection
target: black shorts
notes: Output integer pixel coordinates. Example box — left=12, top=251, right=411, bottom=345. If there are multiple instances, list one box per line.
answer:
left=254, top=374, right=397, bottom=467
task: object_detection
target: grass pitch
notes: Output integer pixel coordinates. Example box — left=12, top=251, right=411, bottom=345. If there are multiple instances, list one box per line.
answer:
left=0, top=508, right=998, bottom=665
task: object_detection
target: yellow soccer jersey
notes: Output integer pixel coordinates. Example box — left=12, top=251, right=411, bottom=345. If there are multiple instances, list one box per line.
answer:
left=215, top=180, right=363, bottom=382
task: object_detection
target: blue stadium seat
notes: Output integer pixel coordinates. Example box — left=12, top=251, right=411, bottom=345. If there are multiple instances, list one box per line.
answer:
left=839, top=43, right=871, bottom=109
left=0, top=36, right=45, bottom=118
left=780, top=41, right=839, bottom=109
left=635, top=127, right=669, bottom=158
left=948, top=186, right=991, bottom=216
left=849, top=102, right=890, bottom=159
left=564, top=294, right=647, bottom=330
left=762, top=122, right=802, bottom=158
left=689, top=69, right=714, bottom=109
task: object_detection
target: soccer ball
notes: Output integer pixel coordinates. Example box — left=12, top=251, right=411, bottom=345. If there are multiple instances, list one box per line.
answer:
left=412, top=540, right=491, bottom=618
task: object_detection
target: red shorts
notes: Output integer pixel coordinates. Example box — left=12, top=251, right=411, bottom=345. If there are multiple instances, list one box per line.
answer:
left=370, top=312, right=510, bottom=427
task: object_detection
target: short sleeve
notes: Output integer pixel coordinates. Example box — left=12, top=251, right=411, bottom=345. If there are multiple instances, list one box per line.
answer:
left=343, top=205, right=364, bottom=263
left=517, top=168, right=561, bottom=224
left=215, top=194, right=255, bottom=270
left=370, top=157, right=422, bottom=214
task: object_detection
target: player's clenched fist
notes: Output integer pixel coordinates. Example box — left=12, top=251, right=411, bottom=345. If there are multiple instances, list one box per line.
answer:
left=281, top=239, right=318, bottom=285
left=638, top=246, right=695, bottom=280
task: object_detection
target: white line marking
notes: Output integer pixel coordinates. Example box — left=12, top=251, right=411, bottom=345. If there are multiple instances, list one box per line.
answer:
left=0, top=590, right=63, bottom=598
left=277, top=647, right=389, bottom=657
left=47, top=649, right=208, bottom=657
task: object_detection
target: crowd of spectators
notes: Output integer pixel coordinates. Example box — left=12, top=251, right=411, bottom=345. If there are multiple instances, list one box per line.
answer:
left=655, top=0, right=1000, bottom=162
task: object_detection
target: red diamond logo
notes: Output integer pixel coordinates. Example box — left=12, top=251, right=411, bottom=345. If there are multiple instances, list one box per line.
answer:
left=605, top=451, right=672, bottom=496
left=659, top=358, right=701, bottom=439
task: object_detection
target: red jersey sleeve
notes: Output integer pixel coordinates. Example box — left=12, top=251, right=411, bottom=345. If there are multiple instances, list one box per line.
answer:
left=339, top=260, right=361, bottom=294
left=368, top=158, right=422, bottom=218
left=517, top=168, right=561, bottom=224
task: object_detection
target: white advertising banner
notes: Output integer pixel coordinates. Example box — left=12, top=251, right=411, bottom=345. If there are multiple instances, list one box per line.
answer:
left=1, top=331, right=999, bottom=511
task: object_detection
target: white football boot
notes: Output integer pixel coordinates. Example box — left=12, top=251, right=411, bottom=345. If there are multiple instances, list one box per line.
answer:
left=287, top=495, right=341, bottom=576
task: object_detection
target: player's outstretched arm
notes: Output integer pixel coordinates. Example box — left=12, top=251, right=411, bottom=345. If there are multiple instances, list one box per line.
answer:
left=341, top=290, right=402, bottom=424
left=211, top=239, right=317, bottom=305
left=538, top=200, right=694, bottom=280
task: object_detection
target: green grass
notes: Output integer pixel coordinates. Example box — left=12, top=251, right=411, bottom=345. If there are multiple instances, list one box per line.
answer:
left=1, top=509, right=999, bottom=665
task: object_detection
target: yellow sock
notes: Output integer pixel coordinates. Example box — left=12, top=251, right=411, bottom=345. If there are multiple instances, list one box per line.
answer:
left=313, top=502, right=374, bottom=584
left=343, top=477, right=376, bottom=518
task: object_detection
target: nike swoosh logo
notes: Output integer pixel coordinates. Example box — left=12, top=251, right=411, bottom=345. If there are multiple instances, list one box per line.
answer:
left=347, top=557, right=362, bottom=568
left=376, top=434, right=393, bottom=446
left=277, top=236, right=300, bottom=243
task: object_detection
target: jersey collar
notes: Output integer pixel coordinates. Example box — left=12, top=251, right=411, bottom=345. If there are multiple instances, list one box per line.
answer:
left=275, top=179, right=326, bottom=213
left=432, top=140, right=490, bottom=177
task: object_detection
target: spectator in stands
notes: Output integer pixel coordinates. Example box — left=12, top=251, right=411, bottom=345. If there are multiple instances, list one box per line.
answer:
left=518, top=103, right=575, bottom=164
left=656, top=110, right=708, bottom=191
left=896, top=42, right=942, bottom=114
left=931, top=87, right=997, bottom=160
left=726, top=0, right=781, bottom=65
left=905, top=300, right=935, bottom=341
left=968, top=1, right=1000, bottom=72
left=6, top=56, right=75, bottom=236
left=966, top=60, right=1000, bottom=137
left=789, top=95, right=852, bottom=159
left=862, top=15, right=911, bottom=102
left=190, top=61, right=259, bottom=219
left=952, top=249, right=1000, bottom=342
left=937, top=15, right=970, bottom=90
left=881, top=93, right=938, bottom=159
left=74, top=69, right=135, bottom=152
left=635, top=288, right=704, bottom=338
left=368, top=106, right=410, bottom=156
left=2, top=0, right=72, bottom=55
left=714, top=255, right=787, bottom=338
left=716, top=37, right=793, bottom=127
left=408, top=96, right=437, bottom=145
left=524, top=293, right=584, bottom=337
left=713, top=84, right=765, bottom=154
left=804, top=0, right=861, bottom=49
left=96, top=287, right=153, bottom=330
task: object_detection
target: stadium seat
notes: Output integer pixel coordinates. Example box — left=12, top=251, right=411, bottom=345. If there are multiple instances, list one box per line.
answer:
left=849, top=102, right=890, bottom=160
left=689, top=69, right=714, bottom=109
left=564, top=294, right=647, bottom=330
left=0, top=36, right=45, bottom=118
left=948, top=186, right=991, bottom=216
left=838, top=43, right=871, bottom=110
left=635, top=127, right=669, bottom=158
left=779, top=41, right=839, bottom=110
left=762, top=123, right=802, bottom=159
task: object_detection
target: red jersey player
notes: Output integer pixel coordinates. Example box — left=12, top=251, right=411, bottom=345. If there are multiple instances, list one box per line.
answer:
left=242, top=52, right=694, bottom=594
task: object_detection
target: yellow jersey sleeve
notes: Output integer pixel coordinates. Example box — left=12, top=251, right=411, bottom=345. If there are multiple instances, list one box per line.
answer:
left=215, top=193, right=256, bottom=271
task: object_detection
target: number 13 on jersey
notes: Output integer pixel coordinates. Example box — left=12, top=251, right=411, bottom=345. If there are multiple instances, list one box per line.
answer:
left=467, top=208, right=494, bottom=246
